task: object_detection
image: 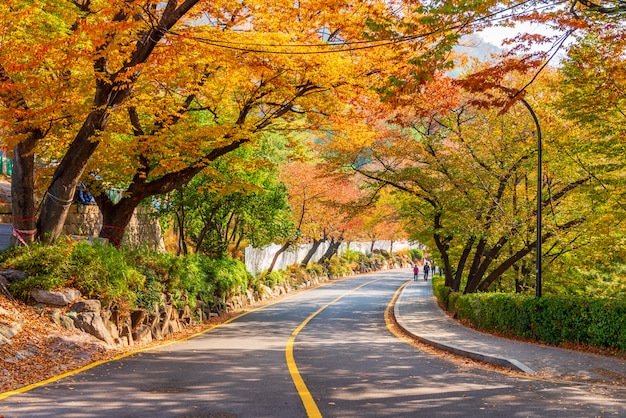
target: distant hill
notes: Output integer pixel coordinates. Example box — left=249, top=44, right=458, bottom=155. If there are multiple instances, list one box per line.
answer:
left=458, top=34, right=501, bottom=61
left=448, top=34, right=501, bottom=77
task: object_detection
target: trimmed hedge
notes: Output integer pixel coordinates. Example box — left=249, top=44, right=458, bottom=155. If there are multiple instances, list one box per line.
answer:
left=433, top=280, right=626, bottom=353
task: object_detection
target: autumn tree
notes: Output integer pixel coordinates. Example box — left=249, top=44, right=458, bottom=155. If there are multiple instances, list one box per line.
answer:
left=357, top=191, right=408, bottom=253
left=4, top=0, right=621, bottom=249
left=322, top=69, right=617, bottom=294
left=1, top=0, right=495, bottom=247
left=81, top=0, right=498, bottom=245
left=549, top=29, right=626, bottom=295
left=273, top=159, right=366, bottom=269
left=0, top=0, right=207, bottom=243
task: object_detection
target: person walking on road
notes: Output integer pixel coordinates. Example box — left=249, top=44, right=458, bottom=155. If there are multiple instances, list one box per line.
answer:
left=423, top=263, right=430, bottom=281
left=413, top=265, right=419, bottom=281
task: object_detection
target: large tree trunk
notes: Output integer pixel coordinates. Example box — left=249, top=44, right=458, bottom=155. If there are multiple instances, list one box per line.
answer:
left=37, top=2, right=201, bottom=242
left=300, top=238, right=322, bottom=267
left=434, top=236, right=455, bottom=290
left=432, top=211, right=456, bottom=289
left=319, top=239, right=342, bottom=264
left=95, top=192, right=141, bottom=247
left=84, top=139, right=243, bottom=249
left=38, top=112, right=105, bottom=242
left=453, top=236, right=475, bottom=292
left=10, top=137, right=40, bottom=245
left=475, top=218, right=584, bottom=292
left=0, top=64, right=44, bottom=245
left=268, top=241, right=292, bottom=273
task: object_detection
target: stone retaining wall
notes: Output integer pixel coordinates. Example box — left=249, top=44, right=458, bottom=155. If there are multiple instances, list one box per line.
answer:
left=63, top=204, right=165, bottom=252
left=0, top=203, right=10, bottom=224
left=1, top=203, right=165, bottom=251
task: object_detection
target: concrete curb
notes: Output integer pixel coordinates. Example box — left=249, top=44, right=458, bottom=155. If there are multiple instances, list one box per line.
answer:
left=393, top=289, right=536, bottom=375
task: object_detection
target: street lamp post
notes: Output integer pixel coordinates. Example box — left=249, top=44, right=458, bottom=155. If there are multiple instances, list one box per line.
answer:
left=519, top=98, right=542, bottom=297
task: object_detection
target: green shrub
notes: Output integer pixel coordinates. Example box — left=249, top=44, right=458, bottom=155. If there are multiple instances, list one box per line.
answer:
left=341, top=249, right=362, bottom=263
left=6, top=240, right=144, bottom=307
left=406, top=248, right=423, bottom=262
left=447, top=291, right=462, bottom=314
left=171, top=254, right=208, bottom=310
left=200, top=257, right=252, bottom=299
left=71, top=242, right=145, bottom=307
left=325, top=255, right=357, bottom=277
left=585, top=298, right=626, bottom=350
left=259, top=270, right=288, bottom=288
left=4, top=240, right=76, bottom=298
left=304, top=263, right=323, bottom=276
left=285, top=264, right=310, bottom=285
left=3, top=241, right=248, bottom=315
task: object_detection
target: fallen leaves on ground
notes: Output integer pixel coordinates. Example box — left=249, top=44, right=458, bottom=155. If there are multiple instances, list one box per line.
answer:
left=0, top=295, right=239, bottom=394
left=0, top=295, right=115, bottom=392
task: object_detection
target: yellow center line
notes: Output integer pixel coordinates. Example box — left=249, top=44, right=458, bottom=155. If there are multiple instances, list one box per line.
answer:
left=286, top=277, right=385, bottom=418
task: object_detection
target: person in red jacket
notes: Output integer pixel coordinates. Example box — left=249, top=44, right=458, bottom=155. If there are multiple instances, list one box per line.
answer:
left=413, top=264, right=419, bottom=281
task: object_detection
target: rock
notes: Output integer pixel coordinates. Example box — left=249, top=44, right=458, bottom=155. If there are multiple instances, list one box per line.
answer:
left=59, top=315, right=77, bottom=331
left=159, top=305, right=180, bottom=338
left=246, top=289, right=257, bottom=305
left=71, top=299, right=101, bottom=313
left=74, top=311, right=114, bottom=345
left=132, top=324, right=153, bottom=345
left=180, top=304, right=194, bottom=326
left=49, top=308, right=63, bottom=326
left=202, top=305, right=213, bottom=320
left=259, top=285, right=272, bottom=300
left=0, top=270, right=26, bottom=283
left=119, top=321, right=134, bottom=347
left=0, top=275, right=14, bottom=300
left=130, top=309, right=148, bottom=330
left=151, top=324, right=163, bottom=341
left=195, top=307, right=205, bottom=322
left=194, top=301, right=206, bottom=321
left=150, top=304, right=163, bottom=340
left=105, top=317, right=120, bottom=341
left=31, top=289, right=82, bottom=307
left=49, top=308, right=76, bottom=331
left=0, top=323, right=18, bottom=340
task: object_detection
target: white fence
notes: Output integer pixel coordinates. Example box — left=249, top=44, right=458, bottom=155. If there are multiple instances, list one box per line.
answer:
left=245, top=240, right=421, bottom=276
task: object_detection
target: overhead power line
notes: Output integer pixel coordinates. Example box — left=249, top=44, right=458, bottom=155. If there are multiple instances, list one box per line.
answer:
left=170, top=1, right=566, bottom=56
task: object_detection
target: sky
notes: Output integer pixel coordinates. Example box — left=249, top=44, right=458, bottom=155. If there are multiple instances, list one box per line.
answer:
left=478, top=22, right=571, bottom=56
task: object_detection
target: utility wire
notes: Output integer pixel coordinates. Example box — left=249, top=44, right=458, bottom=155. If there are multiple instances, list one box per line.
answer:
left=169, top=1, right=567, bottom=55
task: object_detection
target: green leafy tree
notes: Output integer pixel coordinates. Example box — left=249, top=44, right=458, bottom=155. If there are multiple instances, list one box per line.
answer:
left=159, top=145, right=294, bottom=258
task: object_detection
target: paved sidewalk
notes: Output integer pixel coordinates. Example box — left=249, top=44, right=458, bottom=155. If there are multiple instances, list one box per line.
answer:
left=394, top=277, right=626, bottom=385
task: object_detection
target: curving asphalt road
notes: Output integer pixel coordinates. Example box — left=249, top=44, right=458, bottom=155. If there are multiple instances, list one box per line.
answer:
left=1, top=269, right=625, bottom=417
